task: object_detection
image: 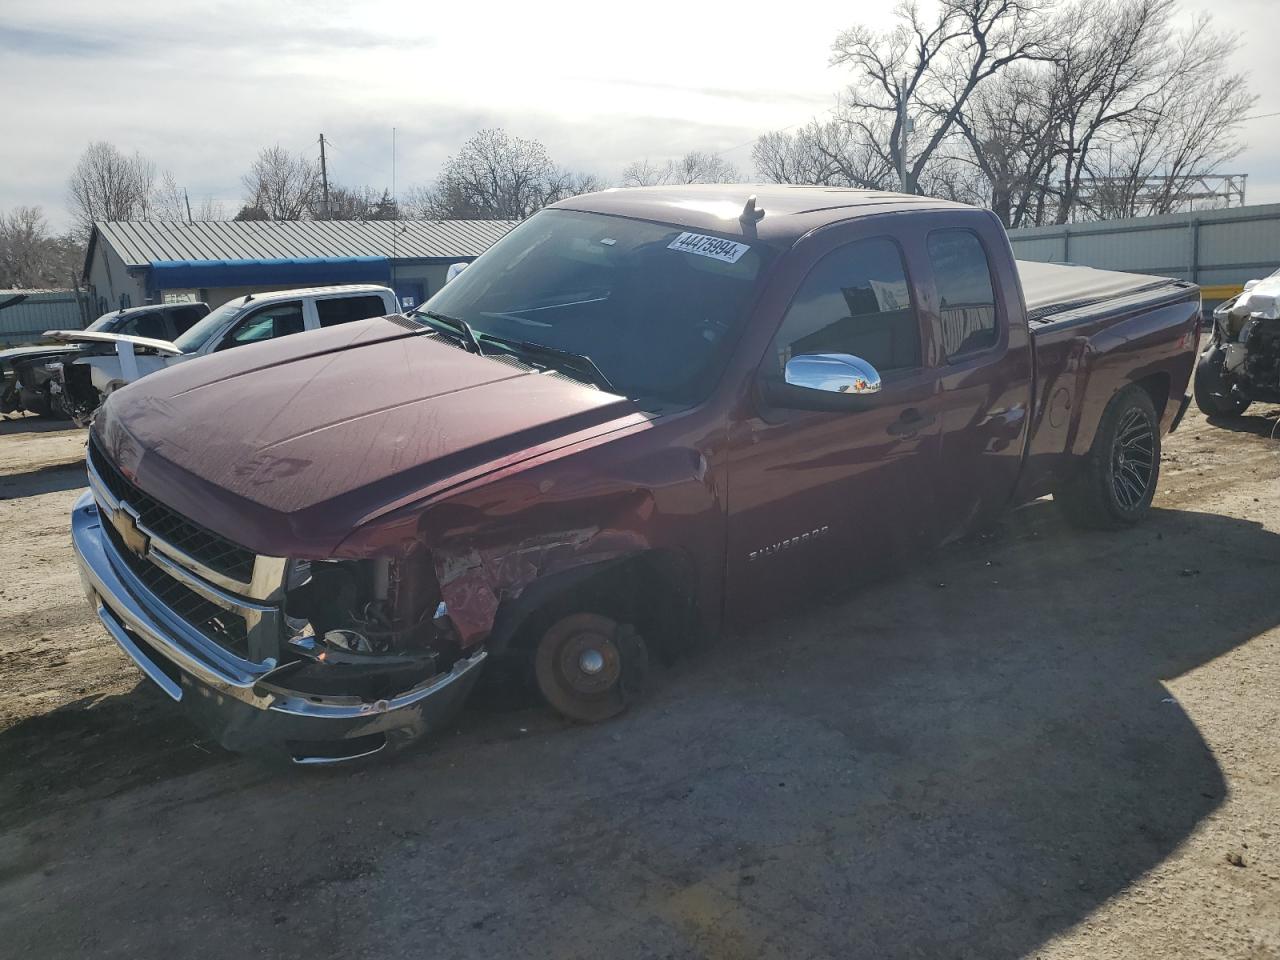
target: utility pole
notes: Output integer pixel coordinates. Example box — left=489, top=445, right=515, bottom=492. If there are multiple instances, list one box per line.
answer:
left=183, top=189, right=193, bottom=224
left=897, top=75, right=910, bottom=194
left=390, top=126, right=397, bottom=300
left=319, top=133, right=331, bottom=219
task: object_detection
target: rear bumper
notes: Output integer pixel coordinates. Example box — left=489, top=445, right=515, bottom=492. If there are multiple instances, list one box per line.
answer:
left=71, top=491, right=486, bottom=764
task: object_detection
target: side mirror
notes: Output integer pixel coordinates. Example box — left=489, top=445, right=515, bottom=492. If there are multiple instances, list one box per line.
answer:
left=760, top=353, right=883, bottom=412
left=784, top=353, right=881, bottom=396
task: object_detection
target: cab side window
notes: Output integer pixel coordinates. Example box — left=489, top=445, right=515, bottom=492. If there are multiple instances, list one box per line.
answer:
left=119, top=312, right=167, bottom=339
left=220, top=301, right=305, bottom=350
left=768, top=237, right=919, bottom=376
left=927, top=229, right=998, bottom=359
left=170, top=305, right=207, bottom=334
left=315, top=295, right=388, bottom=327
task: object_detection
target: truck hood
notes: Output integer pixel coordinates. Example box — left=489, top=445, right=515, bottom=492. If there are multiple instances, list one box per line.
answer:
left=45, top=329, right=184, bottom=355
left=93, top=316, right=646, bottom=557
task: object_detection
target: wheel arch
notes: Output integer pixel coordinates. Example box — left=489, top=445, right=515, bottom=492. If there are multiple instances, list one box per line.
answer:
left=486, top=548, right=700, bottom=661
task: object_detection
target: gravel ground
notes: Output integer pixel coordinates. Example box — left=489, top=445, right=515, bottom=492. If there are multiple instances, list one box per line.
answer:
left=0, top=403, right=1278, bottom=959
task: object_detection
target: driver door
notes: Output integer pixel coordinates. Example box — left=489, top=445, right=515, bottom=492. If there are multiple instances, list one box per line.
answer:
left=724, top=234, right=944, bottom=621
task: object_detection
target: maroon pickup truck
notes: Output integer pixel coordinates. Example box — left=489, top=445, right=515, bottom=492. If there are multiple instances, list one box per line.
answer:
left=71, top=186, right=1200, bottom=764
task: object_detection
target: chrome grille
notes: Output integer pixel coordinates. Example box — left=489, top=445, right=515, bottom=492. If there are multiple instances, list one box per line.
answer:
left=88, top=439, right=255, bottom=583
left=101, top=513, right=250, bottom=657
left=87, top=438, right=285, bottom=663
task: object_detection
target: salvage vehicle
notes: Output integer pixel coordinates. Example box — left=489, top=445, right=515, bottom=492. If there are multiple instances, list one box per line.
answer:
left=0, top=301, right=208, bottom=417
left=52, top=285, right=397, bottom=420
left=70, top=185, right=1200, bottom=764
left=1193, top=266, right=1280, bottom=417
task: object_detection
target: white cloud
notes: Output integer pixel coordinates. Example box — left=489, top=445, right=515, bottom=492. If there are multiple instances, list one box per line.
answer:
left=1, top=0, right=1275, bottom=230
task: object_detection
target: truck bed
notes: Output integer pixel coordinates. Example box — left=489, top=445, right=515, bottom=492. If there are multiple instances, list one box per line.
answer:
left=1017, top=260, right=1196, bottom=329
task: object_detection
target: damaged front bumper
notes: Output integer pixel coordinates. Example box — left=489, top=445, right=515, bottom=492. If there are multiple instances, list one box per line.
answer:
left=71, top=491, right=486, bottom=764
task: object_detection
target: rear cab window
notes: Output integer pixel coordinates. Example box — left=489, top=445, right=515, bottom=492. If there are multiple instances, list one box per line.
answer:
left=927, top=229, right=999, bottom=360
left=767, top=237, right=921, bottom=379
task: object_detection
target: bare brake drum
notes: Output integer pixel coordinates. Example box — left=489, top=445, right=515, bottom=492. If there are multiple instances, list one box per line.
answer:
left=534, top=612, right=648, bottom=723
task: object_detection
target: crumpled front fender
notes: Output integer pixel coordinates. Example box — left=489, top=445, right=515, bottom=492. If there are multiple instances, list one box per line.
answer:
left=433, top=523, right=651, bottom=649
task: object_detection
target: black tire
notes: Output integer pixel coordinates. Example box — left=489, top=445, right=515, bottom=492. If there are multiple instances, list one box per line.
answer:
left=1056, top=386, right=1160, bottom=530
left=534, top=612, right=647, bottom=723
left=1193, top=347, right=1250, bottom=418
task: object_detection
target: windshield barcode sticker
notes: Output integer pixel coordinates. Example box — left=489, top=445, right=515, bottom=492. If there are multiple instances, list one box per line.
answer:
left=668, top=232, right=750, bottom=264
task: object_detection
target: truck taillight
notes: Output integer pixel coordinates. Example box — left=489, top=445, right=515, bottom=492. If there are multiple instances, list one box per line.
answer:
left=1180, top=314, right=1202, bottom=352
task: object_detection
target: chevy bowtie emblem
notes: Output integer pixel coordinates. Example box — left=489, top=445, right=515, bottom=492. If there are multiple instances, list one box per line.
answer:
left=111, top=505, right=150, bottom=557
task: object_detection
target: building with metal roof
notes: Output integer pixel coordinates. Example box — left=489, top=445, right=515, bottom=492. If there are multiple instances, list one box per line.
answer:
left=0, top=289, right=93, bottom=346
left=84, top=218, right=517, bottom=315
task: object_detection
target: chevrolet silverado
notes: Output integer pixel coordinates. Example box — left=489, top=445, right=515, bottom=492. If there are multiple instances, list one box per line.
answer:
left=71, top=185, right=1200, bottom=764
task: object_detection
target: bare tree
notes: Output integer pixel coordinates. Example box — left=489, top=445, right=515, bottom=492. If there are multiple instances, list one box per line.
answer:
left=620, top=151, right=739, bottom=187
left=619, top=158, right=670, bottom=187
left=756, top=0, right=1253, bottom=227
left=67, top=141, right=157, bottom=238
left=753, top=120, right=894, bottom=187
left=151, top=171, right=189, bottom=222
left=831, top=0, right=1050, bottom=193
left=310, top=185, right=398, bottom=220
left=1051, top=2, right=1253, bottom=222
left=240, top=145, right=321, bottom=221
left=952, top=66, right=1065, bottom=226
left=398, top=183, right=436, bottom=219
left=0, top=207, right=84, bottom=289
left=419, top=129, right=600, bottom=220
left=191, top=195, right=227, bottom=220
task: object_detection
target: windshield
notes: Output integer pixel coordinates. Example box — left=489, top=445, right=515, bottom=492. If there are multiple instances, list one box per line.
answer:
left=85, top=313, right=121, bottom=333
left=412, top=209, right=776, bottom=404
left=172, top=299, right=248, bottom=353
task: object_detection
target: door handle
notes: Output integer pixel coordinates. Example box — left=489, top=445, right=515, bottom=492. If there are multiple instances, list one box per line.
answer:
left=886, top=408, right=935, bottom=437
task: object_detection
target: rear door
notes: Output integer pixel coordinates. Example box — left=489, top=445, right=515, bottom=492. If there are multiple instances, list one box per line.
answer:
left=924, top=222, right=1034, bottom=541
left=725, top=229, right=944, bottom=618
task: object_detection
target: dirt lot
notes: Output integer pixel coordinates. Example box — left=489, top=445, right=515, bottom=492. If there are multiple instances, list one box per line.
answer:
left=0, top=404, right=1278, bottom=959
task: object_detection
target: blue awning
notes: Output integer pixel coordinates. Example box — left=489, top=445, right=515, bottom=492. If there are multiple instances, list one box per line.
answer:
left=148, top=256, right=391, bottom=290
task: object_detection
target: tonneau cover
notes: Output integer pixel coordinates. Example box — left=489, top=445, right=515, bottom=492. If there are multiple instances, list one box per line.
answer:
left=1016, top=260, right=1192, bottom=323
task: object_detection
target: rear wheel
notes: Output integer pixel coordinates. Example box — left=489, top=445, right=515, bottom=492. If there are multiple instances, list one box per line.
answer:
left=1056, top=386, right=1160, bottom=529
left=534, top=612, right=647, bottom=723
left=1193, top=347, right=1250, bottom=417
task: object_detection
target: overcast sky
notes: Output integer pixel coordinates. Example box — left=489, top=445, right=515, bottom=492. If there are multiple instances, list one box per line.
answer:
left=2, top=0, right=1277, bottom=230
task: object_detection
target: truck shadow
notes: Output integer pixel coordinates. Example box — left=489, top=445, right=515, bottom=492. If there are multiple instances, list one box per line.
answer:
left=1204, top=405, right=1280, bottom=438
left=2, top=502, right=1277, bottom=959
left=0, top=459, right=87, bottom=498
left=0, top=414, right=78, bottom=436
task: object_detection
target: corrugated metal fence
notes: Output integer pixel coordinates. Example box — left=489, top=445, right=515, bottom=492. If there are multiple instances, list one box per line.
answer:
left=1007, top=202, right=1280, bottom=306
left=0, top=290, right=91, bottom=346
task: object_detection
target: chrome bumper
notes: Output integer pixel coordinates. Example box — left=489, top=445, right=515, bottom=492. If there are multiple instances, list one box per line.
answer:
left=72, top=491, right=486, bottom=763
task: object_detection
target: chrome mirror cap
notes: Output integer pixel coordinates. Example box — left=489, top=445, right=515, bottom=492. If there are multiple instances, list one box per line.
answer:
left=783, top=353, right=882, bottom=395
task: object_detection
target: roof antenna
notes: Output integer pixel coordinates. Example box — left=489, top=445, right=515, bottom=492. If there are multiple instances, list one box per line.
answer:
left=739, top=195, right=765, bottom=224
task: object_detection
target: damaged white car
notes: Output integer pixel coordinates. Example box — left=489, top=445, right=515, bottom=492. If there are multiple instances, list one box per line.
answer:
left=52, top=285, right=398, bottom=420
left=1194, top=267, right=1280, bottom=417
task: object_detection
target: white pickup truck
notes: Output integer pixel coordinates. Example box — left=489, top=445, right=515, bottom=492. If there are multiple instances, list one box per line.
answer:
left=53, top=284, right=397, bottom=419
